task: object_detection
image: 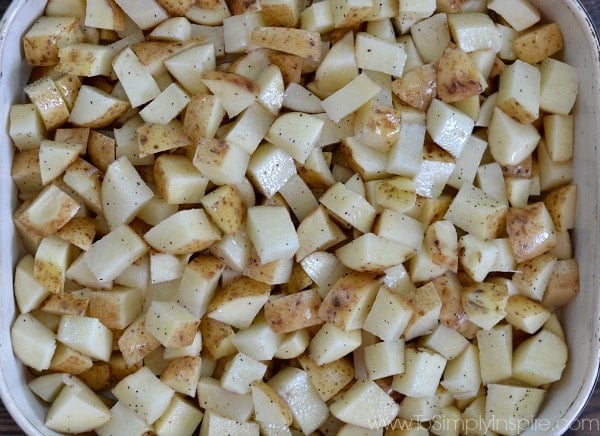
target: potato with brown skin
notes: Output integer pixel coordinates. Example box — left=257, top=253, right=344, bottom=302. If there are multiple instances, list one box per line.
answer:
left=318, top=271, right=381, bottom=331
left=156, top=0, right=195, bottom=16
left=41, top=293, right=89, bottom=317
left=506, top=202, right=557, bottom=263
left=392, top=63, right=437, bottom=111
left=514, top=23, right=564, bottom=64
left=161, top=356, right=202, bottom=397
left=23, top=16, right=84, bottom=66
left=131, top=38, right=207, bottom=75
left=25, top=77, right=70, bottom=132
left=201, top=71, right=259, bottom=118
left=182, top=94, right=226, bottom=143
left=49, top=343, right=93, bottom=375
left=78, top=362, right=112, bottom=392
left=543, top=258, right=579, bottom=308
left=264, top=289, right=323, bottom=333
left=544, top=183, right=577, bottom=232
left=200, top=317, right=236, bottom=360
left=436, top=46, right=483, bottom=104
left=200, top=185, right=246, bottom=235
left=117, top=314, right=162, bottom=367
left=297, top=354, right=354, bottom=402
left=87, top=130, right=115, bottom=173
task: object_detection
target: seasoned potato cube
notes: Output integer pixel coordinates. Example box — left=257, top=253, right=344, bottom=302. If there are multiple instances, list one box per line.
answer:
left=440, top=344, right=481, bottom=400
left=146, top=301, right=199, bottom=348
left=539, top=58, right=579, bottom=116
left=487, top=0, right=540, bottom=31
left=436, top=46, right=484, bottom=104
left=155, top=0, right=195, bottom=16
left=206, top=276, right=271, bottom=329
left=202, top=70, right=259, bottom=118
left=144, top=209, right=221, bottom=255
left=410, top=13, right=450, bottom=63
left=496, top=59, right=540, bottom=124
left=444, top=182, right=507, bottom=241
left=87, top=130, right=115, bottom=173
left=200, top=317, right=236, bottom=360
left=154, top=154, right=208, bottom=205
left=476, top=323, right=512, bottom=385
left=231, top=314, right=284, bottom=361
left=246, top=205, right=299, bottom=264
left=268, top=366, right=329, bottom=434
left=264, top=289, right=322, bottom=333
left=34, top=236, right=73, bottom=295
left=49, top=343, right=93, bottom=375
left=505, top=294, right=551, bottom=334
left=57, top=314, right=113, bottom=362
left=161, top=356, right=202, bottom=397
left=543, top=258, right=579, bottom=308
left=199, top=410, right=259, bottom=435
left=336, top=233, right=415, bottom=272
left=114, top=0, right=169, bottom=29
left=41, top=292, right=89, bottom=317
left=506, top=202, right=557, bottom=263
left=137, top=121, right=192, bottom=157
left=86, top=286, right=143, bottom=330
left=23, top=16, right=84, bottom=66
left=11, top=313, right=57, bottom=372
left=117, top=314, right=163, bottom=364
left=391, top=63, right=437, bottom=112
left=153, top=394, right=203, bottom=435
left=112, top=366, right=175, bottom=425
left=14, top=254, right=50, bottom=314
left=197, top=377, right=254, bottom=422
left=252, top=27, right=320, bottom=61
left=321, top=73, right=381, bottom=123
left=391, top=347, right=447, bottom=398
left=183, top=94, right=226, bottom=143
left=193, top=138, right=250, bottom=186
left=45, top=376, right=111, bottom=433
left=403, top=281, right=443, bottom=341
left=513, top=329, right=567, bottom=388
left=9, top=104, right=47, bottom=151
left=426, top=99, right=474, bottom=158
left=514, top=23, right=563, bottom=64
left=16, top=184, right=80, bottom=237
left=251, top=380, right=293, bottom=426
left=68, top=85, right=130, bottom=129
left=308, top=323, right=362, bottom=366
left=318, top=271, right=380, bottom=331
left=319, top=182, right=376, bottom=233
left=462, top=282, right=509, bottom=330
left=84, top=224, right=148, bottom=283
left=331, top=379, right=399, bottom=429
left=25, top=76, right=71, bottom=132
left=488, top=107, right=541, bottom=166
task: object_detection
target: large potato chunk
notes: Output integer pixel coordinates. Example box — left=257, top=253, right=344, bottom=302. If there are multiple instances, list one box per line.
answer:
left=11, top=313, right=57, bottom=372
left=506, top=202, right=557, bottom=263
left=264, top=289, right=322, bottom=333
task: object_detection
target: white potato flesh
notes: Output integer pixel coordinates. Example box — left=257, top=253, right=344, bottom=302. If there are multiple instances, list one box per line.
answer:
left=57, top=314, right=113, bottom=362
left=246, top=206, right=299, bottom=265
left=391, top=348, right=447, bottom=398
left=11, top=313, right=56, bottom=372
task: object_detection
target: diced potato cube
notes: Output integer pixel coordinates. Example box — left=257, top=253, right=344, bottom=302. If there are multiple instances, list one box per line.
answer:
left=462, top=282, right=509, bottom=330
left=264, top=289, right=322, bottom=333
left=183, top=95, right=226, bottom=143
left=161, top=356, right=202, bottom=397
left=86, top=286, right=143, bottom=330
left=34, top=236, right=73, bottom=295
left=56, top=43, right=114, bottom=77
left=164, top=43, right=216, bottom=94
left=543, top=258, right=579, bottom=308
left=426, top=99, right=474, bottom=158
left=410, top=13, right=450, bottom=63
left=112, top=47, right=161, bottom=107
left=437, top=46, right=484, bottom=104
left=25, top=76, right=71, bottom=132
left=10, top=313, right=57, bottom=372
left=506, top=202, right=556, bottom=263
left=84, top=224, right=149, bottom=283
left=68, top=85, right=130, bottom=129
left=363, top=340, right=405, bottom=380
left=330, top=379, right=399, bottom=428
left=514, top=23, right=563, bottom=64
left=17, top=184, right=80, bottom=237
left=193, top=138, right=250, bottom=186
left=487, top=0, right=540, bottom=31
left=539, top=58, right=579, bottom=116
left=321, top=73, right=381, bottom=123
left=115, top=0, right=169, bottom=29
left=440, top=344, right=481, bottom=400
left=512, top=253, right=557, bottom=301
left=146, top=301, right=199, bottom=348
left=154, top=154, right=208, bottom=205
left=391, top=348, right=447, bottom=398
left=448, top=12, right=500, bottom=53
left=153, top=394, right=203, bottom=435
left=57, top=314, right=113, bottom=362
left=246, top=205, right=299, bottom=264
left=444, top=182, right=508, bottom=241
left=308, top=323, right=361, bottom=365
left=476, top=324, right=512, bottom=385
left=336, top=233, right=415, bottom=272
left=9, top=104, right=47, bottom=151
left=421, top=324, right=469, bottom=360
left=23, top=16, right=84, bottom=66
left=112, top=366, right=175, bottom=425
left=197, top=377, right=254, bottom=422
left=45, top=376, right=111, bottom=433
left=496, top=60, right=540, bottom=124
left=403, top=281, right=443, bottom=341
left=505, top=295, right=551, bottom=334
left=488, top=107, right=541, bottom=166
left=296, top=354, right=354, bottom=402
left=543, top=114, right=574, bottom=162
left=206, top=276, right=271, bottom=329
left=221, top=352, right=267, bottom=395
left=363, top=286, right=413, bottom=341
left=251, top=380, right=293, bottom=426
left=268, top=367, right=329, bottom=434
left=246, top=143, right=297, bottom=198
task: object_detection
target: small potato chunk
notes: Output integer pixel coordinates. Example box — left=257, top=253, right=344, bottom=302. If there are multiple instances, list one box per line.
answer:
left=506, top=202, right=557, bottom=263
left=154, top=154, right=208, bottom=205
left=512, top=329, right=567, bottom=387
left=436, top=46, right=483, bottom=104
left=543, top=183, right=576, bottom=232
left=246, top=205, right=299, bottom=265
left=264, top=289, right=322, bottom=333
left=45, top=376, right=111, bottom=433
left=200, top=185, right=246, bottom=234
left=201, top=70, right=259, bottom=118
left=23, top=16, right=84, bottom=66
left=391, top=63, right=437, bottom=112
left=153, top=395, right=203, bottom=436
left=25, top=76, right=71, bottom=132
left=137, top=120, right=192, bottom=156
left=251, top=380, right=293, bottom=426
left=161, top=356, right=202, bottom=397
left=68, top=85, right=130, bottom=129
left=514, top=23, right=563, bottom=64
left=391, top=347, right=447, bottom=398
left=112, top=366, right=175, bottom=425
left=118, top=315, right=162, bottom=367
left=330, top=379, right=399, bottom=429
left=34, top=236, right=73, bottom=296
left=193, top=138, right=250, bottom=186
left=11, top=313, right=57, bottom=372
left=206, top=276, right=271, bottom=329
left=462, top=282, right=509, bottom=330
left=477, top=324, right=513, bottom=385
left=146, top=301, right=199, bottom=348
left=542, top=258, right=579, bottom=308
left=144, top=209, right=221, bottom=255
left=183, top=94, right=226, bottom=142
left=252, top=27, right=320, bottom=61
left=485, top=384, right=546, bottom=435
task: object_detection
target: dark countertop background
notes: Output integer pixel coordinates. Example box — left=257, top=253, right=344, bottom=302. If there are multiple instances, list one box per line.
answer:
left=0, top=0, right=599, bottom=434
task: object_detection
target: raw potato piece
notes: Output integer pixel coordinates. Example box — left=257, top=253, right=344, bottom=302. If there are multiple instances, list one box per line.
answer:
left=426, top=99, right=474, bottom=158
left=321, top=73, right=382, bottom=123
left=264, top=289, right=322, bottom=333
left=462, top=282, right=509, bottom=330
left=265, top=112, right=324, bottom=164
left=308, top=323, right=361, bottom=365
left=496, top=60, right=540, bottom=124
left=336, top=233, right=416, bottom=272
left=146, top=301, right=199, bottom=348
left=201, top=71, right=259, bottom=118
left=319, top=182, right=376, bottom=233
left=193, top=138, right=250, bottom=186
left=251, top=380, right=293, bottom=426
left=206, top=276, right=271, bottom=329
left=11, top=313, right=57, bottom=372
left=246, top=206, right=299, bottom=264
left=112, top=367, right=175, bottom=425
left=330, top=379, right=399, bottom=429
left=68, top=85, right=130, bottom=129
left=268, top=366, right=329, bottom=435
left=485, top=384, right=546, bottom=435
left=34, top=236, right=73, bottom=296
left=318, top=271, right=380, bottom=331
left=506, top=202, right=557, bottom=263
left=514, top=23, right=563, bottom=64
left=297, top=354, right=354, bottom=402
left=45, top=376, right=111, bottom=433
left=25, top=77, right=70, bottom=132
left=143, top=209, right=221, bottom=255
left=251, top=27, right=321, bottom=61
left=112, top=47, right=161, bottom=107
left=23, top=16, right=84, bottom=66
left=363, top=286, right=413, bottom=341
left=391, top=347, right=447, bottom=398
left=436, top=46, right=483, bottom=103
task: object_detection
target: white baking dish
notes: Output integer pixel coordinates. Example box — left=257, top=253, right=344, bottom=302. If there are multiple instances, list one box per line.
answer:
left=0, top=0, right=599, bottom=434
